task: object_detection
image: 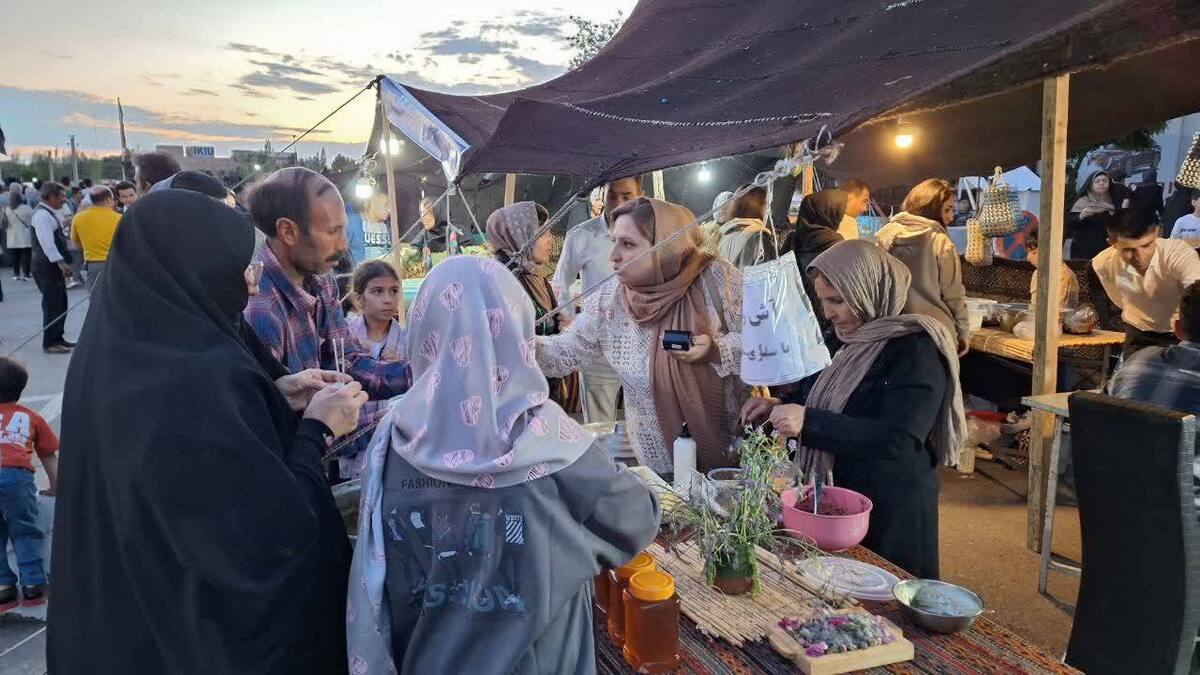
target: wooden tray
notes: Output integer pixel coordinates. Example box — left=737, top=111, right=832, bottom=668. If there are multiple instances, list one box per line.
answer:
left=766, top=608, right=914, bottom=675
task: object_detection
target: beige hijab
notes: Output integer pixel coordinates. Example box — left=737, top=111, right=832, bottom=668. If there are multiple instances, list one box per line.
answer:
left=800, top=240, right=966, bottom=475
left=619, top=197, right=732, bottom=471
left=486, top=202, right=555, bottom=312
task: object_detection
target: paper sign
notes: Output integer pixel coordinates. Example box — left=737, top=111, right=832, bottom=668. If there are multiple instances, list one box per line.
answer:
left=740, top=252, right=831, bottom=386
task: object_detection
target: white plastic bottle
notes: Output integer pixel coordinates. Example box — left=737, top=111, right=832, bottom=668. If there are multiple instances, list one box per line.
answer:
left=672, top=423, right=697, bottom=496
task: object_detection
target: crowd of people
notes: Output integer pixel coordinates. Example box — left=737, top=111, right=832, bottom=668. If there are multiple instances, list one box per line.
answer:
left=0, top=148, right=1196, bottom=672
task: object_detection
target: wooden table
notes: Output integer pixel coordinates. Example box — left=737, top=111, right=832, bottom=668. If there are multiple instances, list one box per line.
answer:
left=970, top=327, right=1123, bottom=388
left=596, top=545, right=1079, bottom=674
left=1021, top=392, right=1089, bottom=599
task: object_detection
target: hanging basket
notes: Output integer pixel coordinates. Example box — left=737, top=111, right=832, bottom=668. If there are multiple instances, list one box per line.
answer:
left=977, top=166, right=1020, bottom=237
left=965, top=218, right=993, bottom=266
left=1177, top=132, right=1200, bottom=189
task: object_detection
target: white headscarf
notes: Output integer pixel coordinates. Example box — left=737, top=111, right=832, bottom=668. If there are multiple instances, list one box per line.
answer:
left=391, top=254, right=592, bottom=486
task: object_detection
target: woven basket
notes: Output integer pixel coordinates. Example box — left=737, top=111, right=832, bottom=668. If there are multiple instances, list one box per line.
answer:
left=965, top=218, right=993, bottom=266
left=1177, top=132, right=1200, bottom=189
left=977, top=166, right=1020, bottom=237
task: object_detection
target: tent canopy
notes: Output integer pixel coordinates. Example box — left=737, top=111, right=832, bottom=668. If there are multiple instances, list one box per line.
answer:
left=377, top=0, right=1199, bottom=187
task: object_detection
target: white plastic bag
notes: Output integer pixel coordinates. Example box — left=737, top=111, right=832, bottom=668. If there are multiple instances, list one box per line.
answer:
left=740, top=252, right=832, bottom=386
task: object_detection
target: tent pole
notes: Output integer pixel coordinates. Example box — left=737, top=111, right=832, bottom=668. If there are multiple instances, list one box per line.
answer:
left=1027, top=73, right=1069, bottom=552
left=801, top=164, right=815, bottom=197
left=504, top=173, right=517, bottom=206
left=378, top=95, right=408, bottom=328
left=652, top=170, right=666, bottom=200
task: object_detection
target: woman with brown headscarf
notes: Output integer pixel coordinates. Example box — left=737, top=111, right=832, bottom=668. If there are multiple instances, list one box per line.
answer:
left=487, top=201, right=578, bottom=412
left=537, top=197, right=743, bottom=474
left=741, top=240, right=966, bottom=578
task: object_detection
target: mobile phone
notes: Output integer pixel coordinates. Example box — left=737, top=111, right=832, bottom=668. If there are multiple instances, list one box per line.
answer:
left=662, top=330, right=694, bottom=351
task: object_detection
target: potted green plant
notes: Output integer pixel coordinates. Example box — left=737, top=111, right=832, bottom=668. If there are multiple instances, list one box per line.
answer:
left=665, top=427, right=816, bottom=595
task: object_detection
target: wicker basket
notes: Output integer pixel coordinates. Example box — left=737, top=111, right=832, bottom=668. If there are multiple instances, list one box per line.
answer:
left=977, top=166, right=1020, bottom=237
left=965, top=218, right=993, bottom=266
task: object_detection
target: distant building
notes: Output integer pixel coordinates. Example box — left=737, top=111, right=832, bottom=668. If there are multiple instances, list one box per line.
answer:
left=151, top=144, right=298, bottom=186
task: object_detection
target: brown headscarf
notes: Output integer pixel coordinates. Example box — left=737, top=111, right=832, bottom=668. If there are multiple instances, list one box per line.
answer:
left=617, top=197, right=732, bottom=471
left=486, top=202, right=555, bottom=312
left=800, top=240, right=966, bottom=476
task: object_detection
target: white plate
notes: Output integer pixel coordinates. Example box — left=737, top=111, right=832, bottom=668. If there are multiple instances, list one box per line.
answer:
left=798, top=556, right=900, bottom=601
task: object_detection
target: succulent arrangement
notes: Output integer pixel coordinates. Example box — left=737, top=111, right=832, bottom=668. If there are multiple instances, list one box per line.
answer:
left=778, top=610, right=894, bottom=657
left=664, top=426, right=817, bottom=594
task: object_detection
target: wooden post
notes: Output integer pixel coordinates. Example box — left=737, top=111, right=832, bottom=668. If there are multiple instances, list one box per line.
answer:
left=652, top=170, right=666, bottom=200
left=379, top=97, right=408, bottom=327
left=801, top=164, right=815, bottom=197
left=1027, top=74, right=1070, bottom=552
left=504, top=173, right=517, bottom=206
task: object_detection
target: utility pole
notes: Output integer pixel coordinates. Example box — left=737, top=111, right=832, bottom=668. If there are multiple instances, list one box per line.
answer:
left=69, top=134, right=79, bottom=183
left=118, top=98, right=132, bottom=180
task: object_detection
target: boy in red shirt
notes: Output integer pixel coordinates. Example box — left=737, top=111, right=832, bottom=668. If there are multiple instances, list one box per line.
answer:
left=0, top=357, right=58, bottom=610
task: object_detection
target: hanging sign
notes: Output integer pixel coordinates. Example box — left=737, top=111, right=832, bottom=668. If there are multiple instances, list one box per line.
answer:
left=740, top=252, right=831, bottom=386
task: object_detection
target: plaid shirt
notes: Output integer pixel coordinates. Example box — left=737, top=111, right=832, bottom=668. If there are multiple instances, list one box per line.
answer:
left=244, top=245, right=410, bottom=461
left=1108, top=341, right=1200, bottom=508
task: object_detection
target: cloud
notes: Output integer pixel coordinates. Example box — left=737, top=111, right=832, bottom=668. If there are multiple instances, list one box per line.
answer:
left=238, top=70, right=337, bottom=96
left=384, top=71, right=510, bottom=96
left=458, top=54, right=483, bottom=64
left=227, top=42, right=277, bottom=56
left=427, top=36, right=517, bottom=56
left=481, top=10, right=567, bottom=38
left=420, top=28, right=459, bottom=40
left=187, top=88, right=219, bottom=97
left=505, top=55, right=564, bottom=83
left=310, top=57, right=377, bottom=82
left=250, top=59, right=324, bottom=78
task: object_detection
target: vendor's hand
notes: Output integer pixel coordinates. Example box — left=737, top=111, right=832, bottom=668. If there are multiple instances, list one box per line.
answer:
left=740, top=396, right=781, bottom=426
left=958, top=337, right=970, bottom=357
left=277, top=369, right=353, bottom=411
left=57, top=261, right=72, bottom=279
left=304, top=381, right=367, bottom=437
left=769, top=404, right=806, bottom=437
left=666, top=333, right=713, bottom=364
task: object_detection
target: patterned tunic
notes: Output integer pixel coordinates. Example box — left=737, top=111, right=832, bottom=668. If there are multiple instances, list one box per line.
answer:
left=537, top=260, right=744, bottom=472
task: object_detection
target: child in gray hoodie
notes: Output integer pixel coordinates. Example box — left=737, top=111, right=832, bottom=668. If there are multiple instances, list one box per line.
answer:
left=875, top=179, right=970, bottom=355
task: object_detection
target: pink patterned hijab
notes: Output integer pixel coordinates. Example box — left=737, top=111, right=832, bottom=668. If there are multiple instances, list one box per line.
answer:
left=388, top=255, right=593, bottom=487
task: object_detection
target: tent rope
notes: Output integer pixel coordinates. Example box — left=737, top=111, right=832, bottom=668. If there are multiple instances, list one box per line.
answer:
left=561, top=103, right=831, bottom=128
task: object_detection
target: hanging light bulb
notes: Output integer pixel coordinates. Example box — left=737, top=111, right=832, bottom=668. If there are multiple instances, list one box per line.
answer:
left=697, top=165, right=712, bottom=183
left=894, top=134, right=914, bottom=149
left=253, top=163, right=262, bottom=171
left=354, top=179, right=374, bottom=199
left=387, top=138, right=404, bottom=155
left=894, top=117, right=916, bottom=149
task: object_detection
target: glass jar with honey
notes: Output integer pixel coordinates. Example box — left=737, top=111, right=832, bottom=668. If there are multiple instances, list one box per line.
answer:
left=622, top=570, right=681, bottom=672
left=606, top=551, right=656, bottom=647
left=594, top=570, right=611, bottom=621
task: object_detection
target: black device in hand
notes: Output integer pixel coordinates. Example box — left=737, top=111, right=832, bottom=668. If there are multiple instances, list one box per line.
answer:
left=662, top=330, right=694, bottom=351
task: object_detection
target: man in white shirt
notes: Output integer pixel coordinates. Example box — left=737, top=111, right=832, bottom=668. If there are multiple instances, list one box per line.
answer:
left=1093, top=208, right=1200, bottom=359
left=30, top=182, right=76, bottom=353
left=837, top=177, right=870, bottom=240
left=1169, top=188, right=1200, bottom=247
left=552, top=175, right=643, bottom=422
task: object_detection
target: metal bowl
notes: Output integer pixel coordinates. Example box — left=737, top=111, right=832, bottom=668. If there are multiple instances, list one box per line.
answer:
left=892, top=579, right=984, bottom=634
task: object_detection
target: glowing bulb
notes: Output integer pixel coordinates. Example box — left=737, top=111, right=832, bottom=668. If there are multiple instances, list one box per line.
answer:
left=354, top=180, right=374, bottom=199
left=387, top=138, right=404, bottom=155
left=894, top=134, right=914, bottom=149
left=253, top=163, right=262, bottom=171
left=697, top=167, right=712, bottom=182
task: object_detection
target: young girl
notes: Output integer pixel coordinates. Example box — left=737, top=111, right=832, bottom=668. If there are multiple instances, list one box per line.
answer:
left=348, top=261, right=406, bottom=363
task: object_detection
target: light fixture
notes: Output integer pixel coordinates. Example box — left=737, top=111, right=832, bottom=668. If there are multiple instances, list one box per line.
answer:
left=697, top=166, right=712, bottom=183
left=354, top=179, right=374, bottom=199
left=894, top=133, right=914, bottom=149
left=387, top=138, right=404, bottom=155
left=253, top=163, right=262, bottom=171
left=893, top=117, right=916, bottom=150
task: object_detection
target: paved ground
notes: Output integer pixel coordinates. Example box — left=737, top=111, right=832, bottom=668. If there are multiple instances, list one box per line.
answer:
left=0, top=271, right=1082, bottom=671
left=0, top=274, right=88, bottom=675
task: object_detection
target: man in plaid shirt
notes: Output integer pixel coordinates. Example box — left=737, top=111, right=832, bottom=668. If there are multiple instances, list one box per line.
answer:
left=244, top=168, right=410, bottom=477
left=1108, top=280, right=1200, bottom=510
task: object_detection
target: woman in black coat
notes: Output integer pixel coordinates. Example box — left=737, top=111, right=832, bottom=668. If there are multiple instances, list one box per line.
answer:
left=743, top=241, right=966, bottom=579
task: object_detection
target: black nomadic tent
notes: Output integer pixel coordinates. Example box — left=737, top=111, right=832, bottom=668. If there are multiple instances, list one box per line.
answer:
left=375, top=0, right=1199, bottom=187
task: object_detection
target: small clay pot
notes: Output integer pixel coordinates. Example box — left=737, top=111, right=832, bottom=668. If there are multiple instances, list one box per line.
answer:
left=712, top=574, right=754, bottom=595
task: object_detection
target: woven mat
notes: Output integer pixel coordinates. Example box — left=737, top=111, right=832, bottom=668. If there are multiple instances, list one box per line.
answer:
left=644, top=542, right=851, bottom=647
left=970, top=328, right=1123, bottom=363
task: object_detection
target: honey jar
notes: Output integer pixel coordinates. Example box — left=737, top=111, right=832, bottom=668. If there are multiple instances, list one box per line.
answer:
left=606, top=551, right=656, bottom=647
left=623, top=570, right=681, bottom=672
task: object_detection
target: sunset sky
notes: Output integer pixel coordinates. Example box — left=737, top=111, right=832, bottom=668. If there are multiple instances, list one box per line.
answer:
left=1, top=0, right=633, bottom=163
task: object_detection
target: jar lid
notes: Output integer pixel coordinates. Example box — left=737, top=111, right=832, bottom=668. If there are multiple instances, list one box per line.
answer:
left=615, top=552, right=656, bottom=579
left=629, top=570, right=675, bottom=601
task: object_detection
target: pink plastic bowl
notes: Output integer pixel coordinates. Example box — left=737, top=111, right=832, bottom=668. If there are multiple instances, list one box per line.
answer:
left=781, top=486, right=873, bottom=552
